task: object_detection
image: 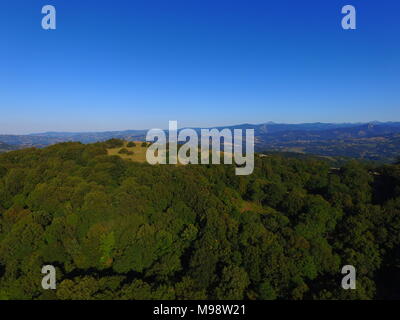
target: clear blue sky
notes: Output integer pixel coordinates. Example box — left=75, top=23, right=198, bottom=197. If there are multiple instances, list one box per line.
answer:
left=1, top=0, right=399, bottom=134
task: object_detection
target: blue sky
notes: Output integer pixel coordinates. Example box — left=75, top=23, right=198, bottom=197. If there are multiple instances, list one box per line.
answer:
left=1, top=0, right=399, bottom=134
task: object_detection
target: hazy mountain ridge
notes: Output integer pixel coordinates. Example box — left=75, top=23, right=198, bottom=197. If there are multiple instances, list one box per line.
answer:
left=1, top=122, right=400, bottom=162
left=0, top=142, right=15, bottom=152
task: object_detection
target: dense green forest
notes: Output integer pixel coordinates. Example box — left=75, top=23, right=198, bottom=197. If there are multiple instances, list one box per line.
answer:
left=0, top=140, right=399, bottom=300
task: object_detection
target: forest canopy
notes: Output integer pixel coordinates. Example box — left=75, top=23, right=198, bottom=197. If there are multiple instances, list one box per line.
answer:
left=0, top=140, right=399, bottom=300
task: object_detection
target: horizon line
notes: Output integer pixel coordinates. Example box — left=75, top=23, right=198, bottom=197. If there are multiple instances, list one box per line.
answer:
left=1, top=120, right=400, bottom=136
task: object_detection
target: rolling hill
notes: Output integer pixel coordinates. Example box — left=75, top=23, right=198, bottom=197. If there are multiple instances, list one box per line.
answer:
left=0, top=142, right=17, bottom=153
left=1, top=122, right=400, bottom=162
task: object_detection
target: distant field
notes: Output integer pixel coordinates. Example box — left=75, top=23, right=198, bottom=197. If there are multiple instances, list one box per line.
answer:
left=107, top=141, right=170, bottom=163
left=107, top=141, right=153, bottom=163
left=107, top=141, right=233, bottom=164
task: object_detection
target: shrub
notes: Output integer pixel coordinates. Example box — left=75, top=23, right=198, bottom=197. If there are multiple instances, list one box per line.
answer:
left=104, top=139, right=124, bottom=148
left=118, top=148, right=130, bottom=155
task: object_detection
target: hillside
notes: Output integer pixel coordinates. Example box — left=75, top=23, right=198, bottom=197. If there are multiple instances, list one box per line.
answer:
left=106, top=140, right=155, bottom=162
left=0, top=140, right=400, bottom=300
left=1, top=122, right=400, bottom=162
left=0, top=142, right=16, bottom=153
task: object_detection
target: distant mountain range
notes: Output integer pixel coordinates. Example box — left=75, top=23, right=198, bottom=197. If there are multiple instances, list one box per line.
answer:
left=1, top=122, right=400, bottom=162
left=0, top=142, right=15, bottom=153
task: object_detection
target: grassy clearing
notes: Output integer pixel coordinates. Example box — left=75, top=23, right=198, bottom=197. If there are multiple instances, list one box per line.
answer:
left=107, top=141, right=233, bottom=165
left=107, top=141, right=155, bottom=163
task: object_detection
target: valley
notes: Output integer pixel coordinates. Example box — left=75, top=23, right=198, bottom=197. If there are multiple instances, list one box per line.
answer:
left=1, top=122, right=400, bottom=163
